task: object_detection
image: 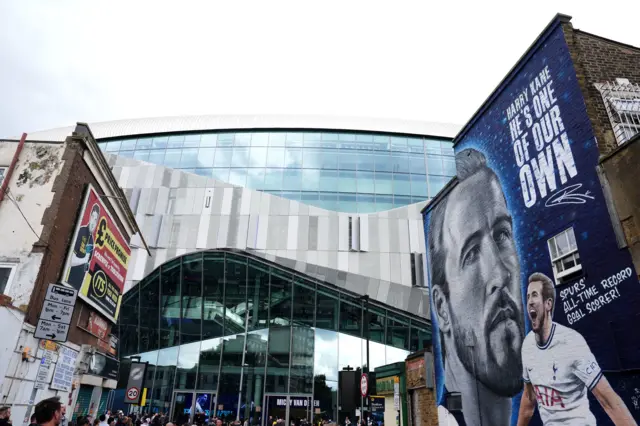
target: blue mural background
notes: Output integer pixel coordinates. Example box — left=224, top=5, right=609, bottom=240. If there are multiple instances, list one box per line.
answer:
left=424, top=21, right=640, bottom=425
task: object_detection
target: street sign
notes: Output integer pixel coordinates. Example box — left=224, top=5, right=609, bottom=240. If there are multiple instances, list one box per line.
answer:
left=360, top=373, right=369, bottom=397
left=34, top=350, right=54, bottom=390
left=393, top=382, right=400, bottom=410
left=34, top=284, right=77, bottom=343
left=126, top=387, right=139, bottom=401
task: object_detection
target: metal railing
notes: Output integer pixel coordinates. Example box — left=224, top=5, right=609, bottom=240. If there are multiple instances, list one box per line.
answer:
left=595, top=79, right=640, bottom=146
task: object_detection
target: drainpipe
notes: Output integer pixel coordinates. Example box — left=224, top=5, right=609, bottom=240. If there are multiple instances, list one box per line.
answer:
left=0, top=133, right=27, bottom=203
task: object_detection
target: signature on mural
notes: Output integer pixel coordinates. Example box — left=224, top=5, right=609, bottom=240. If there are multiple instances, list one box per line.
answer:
left=545, top=183, right=594, bottom=207
left=632, top=388, right=640, bottom=411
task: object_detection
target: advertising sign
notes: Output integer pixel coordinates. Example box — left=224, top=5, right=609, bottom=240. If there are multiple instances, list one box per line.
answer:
left=423, top=21, right=640, bottom=425
left=87, top=352, right=119, bottom=380
left=61, top=184, right=131, bottom=323
left=87, top=311, right=109, bottom=340
left=50, top=346, right=79, bottom=392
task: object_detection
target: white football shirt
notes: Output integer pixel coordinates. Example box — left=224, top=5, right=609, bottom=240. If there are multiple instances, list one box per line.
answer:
left=521, top=322, right=602, bottom=425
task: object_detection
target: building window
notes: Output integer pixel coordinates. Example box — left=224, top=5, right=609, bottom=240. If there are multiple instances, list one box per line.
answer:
left=595, top=79, right=640, bottom=146
left=547, top=228, right=582, bottom=284
left=0, top=263, right=17, bottom=295
left=0, top=166, right=7, bottom=185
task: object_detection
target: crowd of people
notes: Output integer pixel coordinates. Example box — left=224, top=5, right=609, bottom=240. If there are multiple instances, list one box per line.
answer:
left=0, top=399, right=388, bottom=426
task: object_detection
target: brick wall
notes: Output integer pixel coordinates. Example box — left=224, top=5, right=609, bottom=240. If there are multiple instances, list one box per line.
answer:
left=25, top=134, right=128, bottom=349
left=563, top=22, right=640, bottom=156
left=405, top=355, right=438, bottom=426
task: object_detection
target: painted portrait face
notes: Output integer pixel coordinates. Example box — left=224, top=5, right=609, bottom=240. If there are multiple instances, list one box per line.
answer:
left=527, top=280, right=552, bottom=333
left=441, top=170, right=524, bottom=396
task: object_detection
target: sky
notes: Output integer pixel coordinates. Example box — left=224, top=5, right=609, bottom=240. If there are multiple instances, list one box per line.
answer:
left=1, top=1, right=639, bottom=138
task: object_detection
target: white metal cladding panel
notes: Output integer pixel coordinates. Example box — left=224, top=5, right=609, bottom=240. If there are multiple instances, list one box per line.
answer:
left=408, top=219, right=421, bottom=253
left=287, top=216, right=299, bottom=250
left=235, top=216, right=249, bottom=249
left=17, top=114, right=460, bottom=141
left=400, top=253, right=412, bottom=287
left=317, top=217, right=329, bottom=251
left=240, top=189, right=252, bottom=215
left=380, top=252, right=391, bottom=282
left=359, top=215, right=370, bottom=252
left=338, top=215, right=349, bottom=251
left=397, top=219, right=410, bottom=254
left=378, top=219, right=390, bottom=253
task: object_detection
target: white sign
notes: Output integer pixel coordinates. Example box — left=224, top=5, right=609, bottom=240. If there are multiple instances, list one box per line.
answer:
left=393, top=382, right=400, bottom=411
left=35, top=319, right=70, bottom=342
left=360, top=373, right=369, bottom=397
left=35, top=284, right=78, bottom=342
left=50, top=346, right=79, bottom=392
left=34, top=350, right=54, bottom=390
left=45, top=284, right=78, bottom=306
left=40, top=301, right=74, bottom=324
left=126, top=387, right=139, bottom=401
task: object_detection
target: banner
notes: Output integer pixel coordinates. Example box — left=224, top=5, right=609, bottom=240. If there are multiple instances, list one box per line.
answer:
left=62, top=184, right=131, bottom=323
left=423, top=22, right=640, bottom=425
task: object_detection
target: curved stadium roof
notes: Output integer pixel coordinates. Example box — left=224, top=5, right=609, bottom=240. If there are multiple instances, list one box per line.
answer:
left=12, top=114, right=460, bottom=142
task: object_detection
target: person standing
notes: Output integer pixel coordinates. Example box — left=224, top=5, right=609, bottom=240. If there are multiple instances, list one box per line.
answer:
left=0, top=407, right=11, bottom=426
left=66, top=203, right=100, bottom=288
left=34, top=397, right=65, bottom=426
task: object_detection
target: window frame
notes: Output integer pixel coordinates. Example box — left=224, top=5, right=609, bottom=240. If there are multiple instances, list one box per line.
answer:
left=0, top=166, right=7, bottom=185
left=0, top=262, right=18, bottom=295
left=547, top=227, right=582, bottom=283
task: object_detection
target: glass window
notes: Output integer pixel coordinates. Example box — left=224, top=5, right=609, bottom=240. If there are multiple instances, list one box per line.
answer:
left=198, top=148, right=216, bottom=168
left=338, top=333, right=362, bottom=371
left=407, top=137, right=425, bottom=153
left=319, top=170, right=340, bottom=192
left=356, top=134, right=374, bottom=142
left=338, top=171, right=357, bottom=193
left=119, top=150, right=135, bottom=158
left=136, top=137, right=153, bottom=149
left=218, top=333, right=247, bottom=415
left=318, top=193, right=338, bottom=211
left=198, top=337, right=222, bottom=391
left=175, top=341, right=201, bottom=390
left=217, top=133, right=235, bottom=146
left=357, top=194, right=376, bottom=213
left=269, top=269, right=291, bottom=326
left=246, top=260, right=269, bottom=331
left=281, top=191, right=301, bottom=201
left=120, top=139, right=137, bottom=150
left=229, top=168, right=247, bottom=187
left=232, top=147, right=250, bottom=168
left=282, top=169, right=302, bottom=191
left=356, top=152, right=376, bottom=171
left=263, top=168, right=283, bottom=190
left=375, top=195, right=394, bottom=211
left=224, top=257, right=247, bottom=336
left=180, top=148, right=199, bottom=168
left=234, top=132, right=252, bottom=146
left=410, top=174, right=428, bottom=197
left=181, top=254, right=202, bottom=344
left=357, top=171, right=375, bottom=194
left=320, top=149, right=340, bottom=170
left=183, top=134, right=200, bottom=147
left=269, top=132, right=287, bottom=146
left=390, top=136, right=408, bottom=152
left=390, top=153, right=408, bottom=173
left=339, top=297, right=362, bottom=338
left=410, top=323, right=431, bottom=352
left=119, top=291, right=139, bottom=356
left=167, top=135, right=185, bottom=148
left=243, top=329, right=268, bottom=422
left=338, top=193, right=358, bottom=213
left=246, top=168, right=265, bottom=189
left=425, top=139, right=442, bottom=155
left=139, top=271, right=160, bottom=353
left=292, top=280, right=315, bottom=327
left=213, top=147, right=233, bottom=167
left=200, top=133, right=217, bottom=147
left=104, top=140, right=121, bottom=152
left=427, top=156, right=444, bottom=175
left=315, top=290, right=338, bottom=330
left=154, top=347, right=179, bottom=411
left=249, top=147, right=268, bottom=168
left=285, top=132, right=303, bottom=146
left=442, top=157, right=456, bottom=176
left=202, top=252, right=224, bottom=340
left=338, top=152, right=358, bottom=171
left=373, top=153, right=392, bottom=173
left=408, top=154, right=426, bottom=175
left=393, top=195, right=412, bottom=208
left=160, top=259, right=181, bottom=348
left=195, top=168, right=213, bottom=177
left=290, top=326, right=314, bottom=394
left=148, top=149, right=166, bottom=165
left=387, top=315, right=410, bottom=350
left=266, top=147, right=285, bottom=168
left=165, top=149, right=182, bottom=168
left=302, top=149, right=322, bottom=169
left=211, top=168, right=230, bottom=183
left=284, top=147, right=303, bottom=168
left=302, top=169, right=320, bottom=191
left=152, top=136, right=169, bottom=149
left=301, top=192, right=319, bottom=205
left=251, top=132, right=269, bottom=146
left=428, top=175, right=449, bottom=197
left=133, top=150, right=150, bottom=162
left=374, top=172, right=393, bottom=195
left=266, top=326, right=290, bottom=393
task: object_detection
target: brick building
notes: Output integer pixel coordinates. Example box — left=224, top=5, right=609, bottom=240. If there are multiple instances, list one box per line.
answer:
left=404, top=351, right=438, bottom=426
left=422, top=14, right=640, bottom=425
left=0, top=124, right=142, bottom=423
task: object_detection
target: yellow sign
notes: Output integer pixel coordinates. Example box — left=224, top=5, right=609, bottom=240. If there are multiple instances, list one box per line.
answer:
left=140, top=388, right=147, bottom=407
left=394, top=376, right=399, bottom=384
left=39, top=340, right=59, bottom=352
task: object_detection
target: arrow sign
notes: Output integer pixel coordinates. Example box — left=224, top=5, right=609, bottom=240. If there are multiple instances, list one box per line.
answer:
left=39, top=301, right=73, bottom=324
left=34, top=318, right=70, bottom=342
left=35, top=284, right=77, bottom=343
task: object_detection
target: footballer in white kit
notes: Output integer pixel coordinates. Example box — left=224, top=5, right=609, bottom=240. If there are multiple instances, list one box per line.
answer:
left=517, top=272, right=636, bottom=426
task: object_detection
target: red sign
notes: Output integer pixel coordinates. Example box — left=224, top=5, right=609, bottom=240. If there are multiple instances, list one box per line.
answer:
left=62, top=184, right=131, bottom=323
left=360, top=373, right=369, bottom=397
left=87, top=311, right=109, bottom=340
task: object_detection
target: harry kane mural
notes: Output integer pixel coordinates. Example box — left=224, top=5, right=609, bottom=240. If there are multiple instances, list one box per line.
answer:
left=424, top=19, right=640, bottom=426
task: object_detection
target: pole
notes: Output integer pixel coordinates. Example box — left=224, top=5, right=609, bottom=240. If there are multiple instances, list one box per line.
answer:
left=365, top=296, right=371, bottom=423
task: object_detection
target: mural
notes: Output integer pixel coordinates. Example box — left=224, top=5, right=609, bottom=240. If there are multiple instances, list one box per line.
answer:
left=423, top=21, right=640, bottom=425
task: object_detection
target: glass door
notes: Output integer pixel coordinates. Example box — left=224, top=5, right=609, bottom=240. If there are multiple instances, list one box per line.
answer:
left=171, top=391, right=216, bottom=424
left=171, top=392, right=194, bottom=425
left=194, top=393, right=215, bottom=423
left=263, top=395, right=313, bottom=426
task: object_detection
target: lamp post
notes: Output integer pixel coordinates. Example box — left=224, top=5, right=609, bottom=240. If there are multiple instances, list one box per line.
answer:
left=359, top=295, right=371, bottom=422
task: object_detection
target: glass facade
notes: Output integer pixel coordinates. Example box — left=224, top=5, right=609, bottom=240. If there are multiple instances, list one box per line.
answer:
left=100, top=130, right=455, bottom=213
left=117, top=250, right=431, bottom=424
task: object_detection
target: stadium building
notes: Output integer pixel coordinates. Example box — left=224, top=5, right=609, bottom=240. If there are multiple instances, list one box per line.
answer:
left=20, top=115, right=459, bottom=424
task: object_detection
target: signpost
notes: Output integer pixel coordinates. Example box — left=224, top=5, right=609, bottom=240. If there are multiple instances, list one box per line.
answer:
left=360, top=373, right=369, bottom=397
left=34, top=284, right=77, bottom=342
